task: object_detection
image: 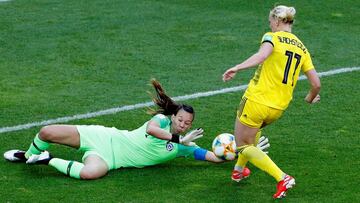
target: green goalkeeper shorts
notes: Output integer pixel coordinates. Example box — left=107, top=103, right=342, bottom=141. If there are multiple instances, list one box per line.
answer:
left=76, top=125, right=119, bottom=170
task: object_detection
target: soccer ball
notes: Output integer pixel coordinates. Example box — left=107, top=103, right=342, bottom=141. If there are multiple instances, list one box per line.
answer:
left=212, top=133, right=237, bottom=161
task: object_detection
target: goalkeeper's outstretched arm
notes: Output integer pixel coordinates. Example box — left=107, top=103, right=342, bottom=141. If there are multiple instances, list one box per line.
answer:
left=205, top=151, right=225, bottom=163
left=200, top=135, right=271, bottom=163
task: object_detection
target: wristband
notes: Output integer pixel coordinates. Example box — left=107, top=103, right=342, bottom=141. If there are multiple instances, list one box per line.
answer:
left=170, top=134, right=180, bottom=143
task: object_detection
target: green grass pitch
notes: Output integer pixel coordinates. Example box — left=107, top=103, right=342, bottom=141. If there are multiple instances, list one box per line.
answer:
left=0, top=0, right=359, bottom=202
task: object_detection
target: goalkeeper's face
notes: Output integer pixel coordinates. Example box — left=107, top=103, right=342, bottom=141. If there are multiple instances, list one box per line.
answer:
left=171, top=109, right=193, bottom=134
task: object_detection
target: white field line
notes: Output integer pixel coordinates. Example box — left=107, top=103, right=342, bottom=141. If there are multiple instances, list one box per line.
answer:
left=1, top=66, right=359, bottom=134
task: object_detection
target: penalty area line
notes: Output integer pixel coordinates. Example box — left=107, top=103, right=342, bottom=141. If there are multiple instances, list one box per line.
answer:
left=0, top=66, right=359, bottom=134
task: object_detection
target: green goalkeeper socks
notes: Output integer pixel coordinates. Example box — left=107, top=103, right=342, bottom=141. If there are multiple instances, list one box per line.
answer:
left=25, top=134, right=50, bottom=159
left=49, top=158, right=84, bottom=179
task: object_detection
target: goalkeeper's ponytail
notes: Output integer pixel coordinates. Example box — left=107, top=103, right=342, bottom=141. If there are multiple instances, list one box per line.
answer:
left=148, top=79, right=195, bottom=119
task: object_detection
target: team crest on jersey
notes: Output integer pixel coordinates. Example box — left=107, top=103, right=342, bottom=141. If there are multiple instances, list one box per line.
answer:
left=166, top=142, right=174, bottom=151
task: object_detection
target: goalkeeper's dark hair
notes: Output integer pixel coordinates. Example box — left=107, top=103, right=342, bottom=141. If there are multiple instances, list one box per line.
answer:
left=148, top=79, right=195, bottom=119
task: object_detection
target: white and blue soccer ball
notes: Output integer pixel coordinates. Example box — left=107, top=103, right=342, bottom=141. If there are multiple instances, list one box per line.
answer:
left=212, top=133, right=237, bottom=161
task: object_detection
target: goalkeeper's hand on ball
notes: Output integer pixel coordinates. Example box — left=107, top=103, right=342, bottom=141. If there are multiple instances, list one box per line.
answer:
left=256, top=136, right=270, bottom=154
left=180, top=128, right=204, bottom=146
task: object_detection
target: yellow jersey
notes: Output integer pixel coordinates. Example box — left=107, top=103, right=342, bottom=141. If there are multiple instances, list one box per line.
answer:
left=244, top=31, right=315, bottom=110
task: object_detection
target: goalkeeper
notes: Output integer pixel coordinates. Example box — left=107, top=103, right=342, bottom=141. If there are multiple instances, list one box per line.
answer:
left=4, top=79, right=269, bottom=180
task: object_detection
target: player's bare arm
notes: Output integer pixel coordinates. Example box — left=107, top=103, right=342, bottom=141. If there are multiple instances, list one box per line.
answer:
left=222, top=42, right=273, bottom=82
left=304, top=69, right=321, bottom=103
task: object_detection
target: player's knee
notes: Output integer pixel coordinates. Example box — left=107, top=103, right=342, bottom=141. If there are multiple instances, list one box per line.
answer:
left=80, top=168, right=106, bottom=180
left=38, top=126, right=56, bottom=141
left=80, top=171, right=97, bottom=180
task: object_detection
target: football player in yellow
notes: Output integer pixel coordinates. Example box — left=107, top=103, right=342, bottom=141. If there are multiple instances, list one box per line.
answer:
left=222, top=5, right=321, bottom=198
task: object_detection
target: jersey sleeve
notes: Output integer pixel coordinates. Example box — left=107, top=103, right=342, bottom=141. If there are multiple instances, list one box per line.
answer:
left=301, top=51, right=315, bottom=73
left=150, top=114, right=170, bottom=129
left=261, top=32, right=275, bottom=47
left=176, top=144, right=208, bottom=160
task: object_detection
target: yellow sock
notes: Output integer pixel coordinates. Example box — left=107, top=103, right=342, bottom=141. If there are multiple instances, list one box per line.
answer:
left=239, top=145, right=284, bottom=182
left=234, top=154, right=247, bottom=171
left=234, top=131, right=262, bottom=170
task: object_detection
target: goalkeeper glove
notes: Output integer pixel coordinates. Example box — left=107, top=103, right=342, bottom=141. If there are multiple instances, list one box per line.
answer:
left=256, top=136, right=270, bottom=154
left=179, top=128, right=204, bottom=146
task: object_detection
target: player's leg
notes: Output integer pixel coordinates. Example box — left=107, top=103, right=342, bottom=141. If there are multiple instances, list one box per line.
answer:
left=236, top=121, right=296, bottom=198
left=234, top=130, right=262, bottom=167
left=232, top=130, right=262, bottom=182
left=47, top=154, right=108, bottom=179
left=27, top=153, right=108, bottom=179
left=80, top=155, right=109, bottom=179
left=50, top=125, right=112, bottom=179
left=232, top=97, right=260, bottom=181
left=26, top=125, right=111, bottom=179
left=235, top=120, right=285, bottom=181
left=264, top=107, right=295, bottom=198
left=4, top=125, right=80, bottom=162
left=25, top=125, right=80, bottom=158
left=233, top=98, right=283, bottom=181
left=235, top=101, right=295, bottom=198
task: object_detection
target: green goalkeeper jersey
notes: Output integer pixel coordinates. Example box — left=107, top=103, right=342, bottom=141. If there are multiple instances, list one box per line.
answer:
left=111, top=114, right=199, bottom=168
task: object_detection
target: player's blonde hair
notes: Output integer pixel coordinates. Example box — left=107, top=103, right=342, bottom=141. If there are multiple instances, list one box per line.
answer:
left=270, top=5, right=296, bottom=24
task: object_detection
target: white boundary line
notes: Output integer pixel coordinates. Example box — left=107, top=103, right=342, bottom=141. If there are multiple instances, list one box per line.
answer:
left=1, top=67, right=359, bottom=134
